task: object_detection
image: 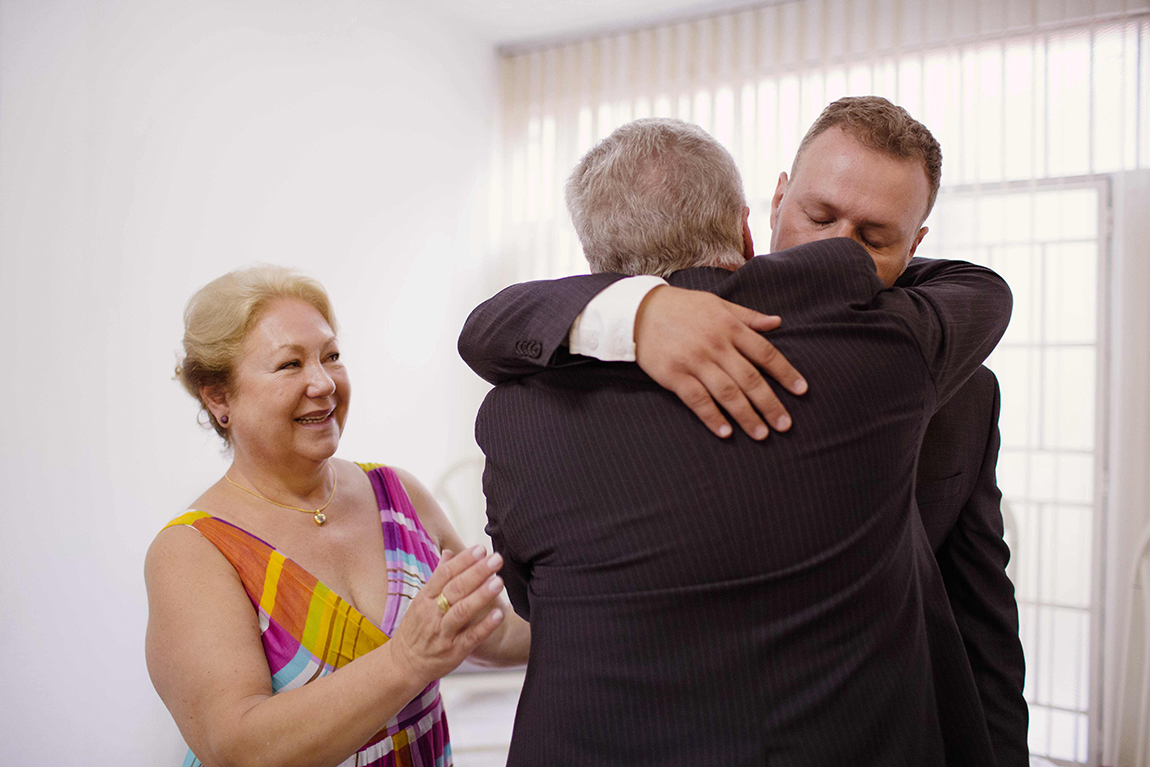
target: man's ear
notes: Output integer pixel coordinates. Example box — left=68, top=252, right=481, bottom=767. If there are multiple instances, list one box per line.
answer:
left=200, top=384, right=230, bottom=426
left=908, top=225, right=928, bottom=260
left=742, top=207, right=755, bottom=261
left=769, top=172, right=789, bottom=231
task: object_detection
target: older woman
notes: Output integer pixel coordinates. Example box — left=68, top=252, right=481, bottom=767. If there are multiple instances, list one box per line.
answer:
left=145, top=266, right=529, bottom=767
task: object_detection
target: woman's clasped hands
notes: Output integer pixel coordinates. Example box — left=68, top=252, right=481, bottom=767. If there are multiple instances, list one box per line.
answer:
left=386, top=545, right=510, bottom=686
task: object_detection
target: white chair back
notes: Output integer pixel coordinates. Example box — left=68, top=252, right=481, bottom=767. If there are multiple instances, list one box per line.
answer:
left=1119, top=523, right=1150, bottom=767
left=1001, top=498, right=1019, bottom=587
left=433, top=456, right=490, bottom=549
left=1135, top=526, right=1150, bottom=767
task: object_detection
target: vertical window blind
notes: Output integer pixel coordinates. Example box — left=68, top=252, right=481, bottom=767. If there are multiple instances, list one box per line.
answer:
left=493, top=1, right=1150, bottom=764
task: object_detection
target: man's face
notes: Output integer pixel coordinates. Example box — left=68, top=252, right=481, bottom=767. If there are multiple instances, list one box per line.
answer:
left=768, top=127, right=931, bottom=286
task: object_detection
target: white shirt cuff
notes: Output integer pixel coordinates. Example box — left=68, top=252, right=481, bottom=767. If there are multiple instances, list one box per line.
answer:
left=567, top=276, right=668, bottom=362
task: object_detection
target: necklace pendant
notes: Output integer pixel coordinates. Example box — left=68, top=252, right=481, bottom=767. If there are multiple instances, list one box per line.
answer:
left=314, top=511, right=326, bottom=526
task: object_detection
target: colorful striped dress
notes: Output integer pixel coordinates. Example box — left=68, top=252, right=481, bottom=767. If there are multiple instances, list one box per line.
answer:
left=161, top=463, right=451, bottom=767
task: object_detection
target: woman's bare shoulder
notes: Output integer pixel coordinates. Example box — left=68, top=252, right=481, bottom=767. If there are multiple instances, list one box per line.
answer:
left=144, top=514, right=234, bottom=591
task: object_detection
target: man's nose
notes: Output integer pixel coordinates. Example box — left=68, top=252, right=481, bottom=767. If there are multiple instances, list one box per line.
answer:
left=829, top=221, right=855, bottom=241
left=811, top=222, right=854, bottom=243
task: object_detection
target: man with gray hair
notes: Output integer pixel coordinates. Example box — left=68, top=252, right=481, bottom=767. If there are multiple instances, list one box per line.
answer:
left=467, top=117, right=1009, bottom=765
left=463, top=97, right=1028, bottom=767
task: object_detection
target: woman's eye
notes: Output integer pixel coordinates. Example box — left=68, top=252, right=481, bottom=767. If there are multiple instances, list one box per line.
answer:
left=278, top=360, right=300, bottom=370
left=327, top=352, right=340, bottom=362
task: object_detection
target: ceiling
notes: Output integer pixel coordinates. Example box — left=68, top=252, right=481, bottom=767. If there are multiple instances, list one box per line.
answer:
left=428, top=0, right=764, bottom=52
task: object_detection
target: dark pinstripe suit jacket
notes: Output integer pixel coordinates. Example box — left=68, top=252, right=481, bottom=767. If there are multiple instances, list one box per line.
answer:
left=917, top=367, right=1028, bottom=767
left=464, top=238, right=1011, bottom=766
left=461, top=250, right=1030, bottom=766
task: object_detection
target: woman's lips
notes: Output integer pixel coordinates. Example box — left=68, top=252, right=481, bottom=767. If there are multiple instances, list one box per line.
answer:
left=295, top=410, right=333, bottom=424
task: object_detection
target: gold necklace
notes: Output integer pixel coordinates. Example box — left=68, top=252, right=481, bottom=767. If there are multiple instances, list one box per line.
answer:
left=225, top=466, right=337, bottom=526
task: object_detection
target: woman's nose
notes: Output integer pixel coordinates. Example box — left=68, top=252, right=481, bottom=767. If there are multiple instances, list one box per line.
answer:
left=306, top=362, right=337, bottom=397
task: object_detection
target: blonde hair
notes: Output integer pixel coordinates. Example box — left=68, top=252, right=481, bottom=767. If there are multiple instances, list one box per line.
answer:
left=175, top=265, right=337, bottom=443
left=565, top=118, right=747, bottom=278
left=793, top=95, right=943, bottom=220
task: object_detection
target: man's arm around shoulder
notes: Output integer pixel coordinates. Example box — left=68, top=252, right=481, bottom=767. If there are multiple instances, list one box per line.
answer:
left=458, top=273, right=625, bottom=384
left=885, top=255, right=1013, bottom=406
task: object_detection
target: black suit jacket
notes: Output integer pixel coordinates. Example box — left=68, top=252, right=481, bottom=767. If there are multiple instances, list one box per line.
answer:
left=916, top=367, right=1029, bottom=767
left=462, top=252, right=1029, bottom=767
left=465, top=239, right=1010, bottom=766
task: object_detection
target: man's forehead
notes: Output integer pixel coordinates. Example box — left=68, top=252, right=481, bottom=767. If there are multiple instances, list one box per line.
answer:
left=793, top=129, right=930, bottom=226
left=798, top=127, right=890, bottom=172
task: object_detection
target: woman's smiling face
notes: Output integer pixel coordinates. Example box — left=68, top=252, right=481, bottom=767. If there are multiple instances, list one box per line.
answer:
left=223, top=297, right=350, bottom=466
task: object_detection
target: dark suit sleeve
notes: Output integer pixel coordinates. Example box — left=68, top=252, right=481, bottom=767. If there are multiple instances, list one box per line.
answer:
left=458, top=273, right=626, bottom=384
left=934, top=376, right=1030, bottom=767
left=885, top=257, right=1013, bottom=406
left=485, top=509, right=533, bottom=622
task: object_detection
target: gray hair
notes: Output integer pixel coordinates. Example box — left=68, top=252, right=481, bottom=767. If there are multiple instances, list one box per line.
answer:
left=565, top=118, right=748, bottom=277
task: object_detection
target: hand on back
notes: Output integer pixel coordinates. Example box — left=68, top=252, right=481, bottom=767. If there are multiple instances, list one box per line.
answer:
left=634, top=285, right=808, bottom=440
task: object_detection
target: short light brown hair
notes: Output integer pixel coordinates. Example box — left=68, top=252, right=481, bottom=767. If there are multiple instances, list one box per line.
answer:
left=175, top=265, right=337, bottom=444
left=566, top=118, right=747, bottom=278
left=793, top=95, right=942, bottom=220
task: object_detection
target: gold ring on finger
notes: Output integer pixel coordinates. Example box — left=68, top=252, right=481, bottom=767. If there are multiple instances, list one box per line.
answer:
left=435, top=593, right=452, bottom=614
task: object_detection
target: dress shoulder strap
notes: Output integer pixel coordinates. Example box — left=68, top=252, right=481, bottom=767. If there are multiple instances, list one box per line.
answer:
left=160, top=510, right=212, bottom=532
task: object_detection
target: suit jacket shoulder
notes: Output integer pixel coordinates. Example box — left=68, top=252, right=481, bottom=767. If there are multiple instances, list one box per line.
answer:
left=696, top=239, right=1012, bottom=411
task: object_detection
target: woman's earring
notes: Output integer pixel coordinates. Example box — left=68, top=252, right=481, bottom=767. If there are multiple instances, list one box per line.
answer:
left=220, top=414, right=229, bottom=425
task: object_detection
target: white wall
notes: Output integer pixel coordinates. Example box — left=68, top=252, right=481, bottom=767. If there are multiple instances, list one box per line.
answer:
left=0, top=0, right=498, bottom=762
